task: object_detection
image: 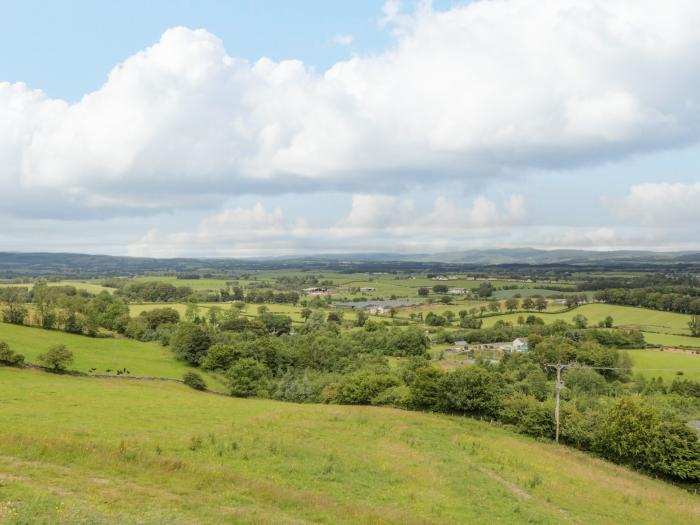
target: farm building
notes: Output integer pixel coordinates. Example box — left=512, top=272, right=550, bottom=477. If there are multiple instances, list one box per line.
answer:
left=512, top=337, right=529, bottom=352
left=454, top=340, right=468, bottom=349
left=448, top=288, right=468, bottom=294
left=302, top=287, right=327, bottom=295
left=359, top=287, right=377, bottom=292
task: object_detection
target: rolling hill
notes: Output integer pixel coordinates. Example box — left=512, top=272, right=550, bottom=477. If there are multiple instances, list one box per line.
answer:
left=0, top=367, right=698, bottom=524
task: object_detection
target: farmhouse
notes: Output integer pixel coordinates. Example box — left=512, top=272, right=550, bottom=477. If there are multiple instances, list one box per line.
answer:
left=448, top=288, right=468, bottom=294
left=512, top=337, right=529, bottom=352
left=359, top=287, right=377, bottom=292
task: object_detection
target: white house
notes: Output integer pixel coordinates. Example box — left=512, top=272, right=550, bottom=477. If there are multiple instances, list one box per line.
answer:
left=512, top=337, right=529, bottom=352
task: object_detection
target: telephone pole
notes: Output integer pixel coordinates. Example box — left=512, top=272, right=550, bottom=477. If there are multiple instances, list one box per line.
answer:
left=554, top=364, right=563, bottom=443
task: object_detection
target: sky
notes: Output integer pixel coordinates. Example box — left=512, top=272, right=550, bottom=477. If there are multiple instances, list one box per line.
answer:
left=1, top=0, right=700, bottom=257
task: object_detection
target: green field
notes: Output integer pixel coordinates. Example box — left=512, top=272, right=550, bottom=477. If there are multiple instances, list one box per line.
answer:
left=628, top=349, right=700, bottom=382
left=0, top=367, right=698, bottom=524
left=643, top=332, right=700, bottom=349
left=0, top=322, right=226, bottom=391
left=480, top=304, right=693, bottom=335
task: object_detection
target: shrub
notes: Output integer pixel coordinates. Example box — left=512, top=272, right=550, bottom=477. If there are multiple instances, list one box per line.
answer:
left=37, top=344, right=73, bottom=371
left=500, top=394, right=553, bottom=438
left=170, top=323, right=212, bottom=366
left=226, top=358, right=271, bottom=398
left=336, top=370, right=399, bottom=405
left=0, top=341, right=24, bottom=367
left=593, top=397, right=700, bottom=481
left=371, top=385, right=411, bottom=408
left=438, top=367, right=504, bottom=417
left=408, top=366, right=444, bottom=410
left=183, top=371, right=207, bottom=391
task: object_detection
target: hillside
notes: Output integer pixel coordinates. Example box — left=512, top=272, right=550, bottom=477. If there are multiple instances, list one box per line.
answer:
left=0, top=322, right=227, bottom=391
left=1, top=368, right=698, bottom=524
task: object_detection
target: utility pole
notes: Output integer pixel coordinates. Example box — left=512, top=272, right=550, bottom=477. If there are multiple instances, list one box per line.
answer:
left=554, top=364, right=565, bottom=444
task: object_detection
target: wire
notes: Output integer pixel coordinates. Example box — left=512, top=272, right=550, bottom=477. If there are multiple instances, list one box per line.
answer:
left=544, top=363, right=700, bottom=371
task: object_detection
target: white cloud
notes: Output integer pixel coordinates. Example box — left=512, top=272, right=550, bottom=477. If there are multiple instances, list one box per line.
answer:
left=3, top=1, right=700, bottom=217
left=333, top=34, right=354, bottom=46
left=128, top=193, right=528, bottom=257
left=618, top=181, right=700, bottom=225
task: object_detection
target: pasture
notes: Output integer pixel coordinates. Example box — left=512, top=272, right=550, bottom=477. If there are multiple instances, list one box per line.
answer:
left=628, top=349, right=700, bottom=382
left=0, top=367, right=698, bottom=524
left=0, top=322, right=226, bottom=391
left=480, top=304, right=693, bottom=335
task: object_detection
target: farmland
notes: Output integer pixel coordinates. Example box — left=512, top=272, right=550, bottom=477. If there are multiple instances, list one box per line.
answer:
left=0, top=322, right=226, bottom=391
left=1, top=367, right=698, bottom=525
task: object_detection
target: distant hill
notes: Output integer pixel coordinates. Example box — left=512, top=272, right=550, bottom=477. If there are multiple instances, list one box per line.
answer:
left=0, top=248, right=699, bottom=277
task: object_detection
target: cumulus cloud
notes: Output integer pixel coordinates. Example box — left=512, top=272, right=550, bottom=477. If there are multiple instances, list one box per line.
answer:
left=618, top=181, right=700, bottom=226
left=127, top=193, right=528, bottom=257
left=3, top=0, right=700, bottom=217
left=333, top=34, right=354, bottom=46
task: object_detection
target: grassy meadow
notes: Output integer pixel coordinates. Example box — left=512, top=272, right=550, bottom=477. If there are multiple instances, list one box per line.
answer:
left=0, top=322, right=226, bottom=392
left=627, top=349, right=700, bottom=382
left=1, top=367, right=699, bottom=524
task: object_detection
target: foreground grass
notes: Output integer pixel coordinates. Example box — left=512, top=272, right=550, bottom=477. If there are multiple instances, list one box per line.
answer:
left=1, top=368, right=698, bottom=524
left=0, top=322, right=226, bottom=391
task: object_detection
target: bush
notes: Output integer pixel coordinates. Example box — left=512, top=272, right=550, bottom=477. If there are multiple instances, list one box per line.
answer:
left=37, top=344, right=73, bottom=371
left=183, top=371, right=207, bottom=391
left=593, top=397, right=700, bottom=481
left=335, top=370, right=400, bottom=405
left=438, top=367, right=504, bottom=417
left=170, top=323, right=212, bottom=365
left=500, top=394, right=553, bottom=438
left=226, top=358, right=271, bottom=398
left=408, top=366, right=444, bottom=410
left=371, top=385, right=411, bottom=408
left=0, top=341, right=24, bottom=367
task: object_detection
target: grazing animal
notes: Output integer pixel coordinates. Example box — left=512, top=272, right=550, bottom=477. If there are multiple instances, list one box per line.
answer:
left=106, top=369, right=112, bottom=373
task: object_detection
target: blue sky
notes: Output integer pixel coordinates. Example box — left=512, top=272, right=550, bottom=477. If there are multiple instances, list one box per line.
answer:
left=1, top=0, right=699, bottom=256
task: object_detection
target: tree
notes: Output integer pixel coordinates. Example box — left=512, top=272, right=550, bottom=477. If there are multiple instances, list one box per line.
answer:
left=432, top=285, right=449, bottom=294
left=604, top=315, right=614, bottom=328
left=226, top=358, right=272, bottom=398
left=388, top=307, right=398, bottom=318
left=689, top=315, right=700, bottom=337
left=535, top=296, right=547, bottom=312
left=409, top=367, right=444, bottom=410
left=438, top=367, right=504, bottom=417
left=0, top=287, right=29, bottom=325
left=488, top=300, right=501, bottom=313
left=443, top=310, right=455, bottom=323
left=593, top=397, right=700, bottom=481
left=417, top=287, right=430, bottom=297
left=38, top=344, right=73, bottom=371
left=336, top=370, right=399, bottom=405
left=171, top=323, right=212, bottom=365
left=572, top=314, right=588, bottom=329
left=0, top=341, right=24, bottom=367
left=300, top=307, right=313, bottom=321
left=505, top=298, right=519, bottom=313
left=522, top=297, right=535, bottom=310
left=183, top=371, right=207, bottom=391
left=355, top=309, right=368, bottom=327
left=184, top=303, right=200, bottom=322
left=477, top=282, right=494, bottom=298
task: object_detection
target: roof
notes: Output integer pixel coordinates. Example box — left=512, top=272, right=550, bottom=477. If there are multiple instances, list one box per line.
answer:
left=513, top=337, right=529, bottom=345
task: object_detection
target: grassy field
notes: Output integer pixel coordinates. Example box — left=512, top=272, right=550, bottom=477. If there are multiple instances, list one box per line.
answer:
left=479, top=304, right=693, bottom=335
left=643, top=332, right=700, bottom=349
left=0, top=367, right=698, bottom=524
left=0, top=322, right=226, bottom=391
left=627, top=349, right=700, bottom=382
